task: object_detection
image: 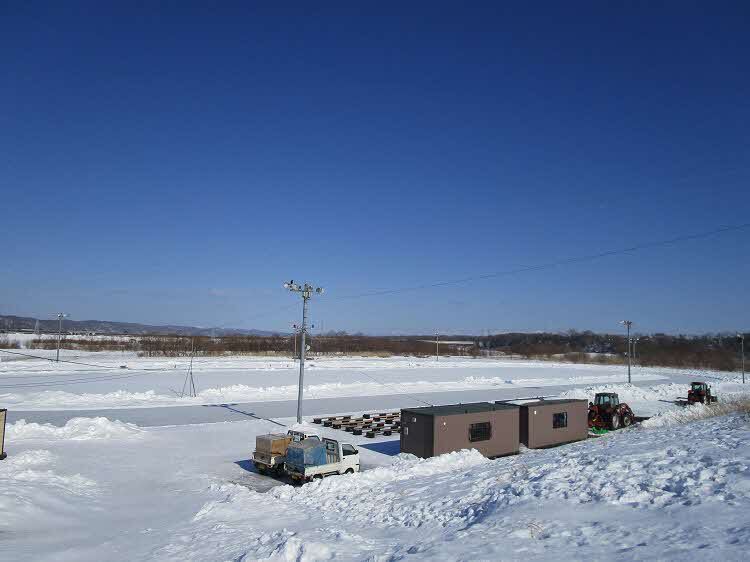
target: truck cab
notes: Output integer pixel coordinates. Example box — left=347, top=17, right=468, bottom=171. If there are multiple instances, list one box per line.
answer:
left=285, top=437, right=360, bottom=483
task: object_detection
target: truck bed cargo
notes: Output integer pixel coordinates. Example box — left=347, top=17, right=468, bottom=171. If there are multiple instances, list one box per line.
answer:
left=255, top=433, right=292, bottom=456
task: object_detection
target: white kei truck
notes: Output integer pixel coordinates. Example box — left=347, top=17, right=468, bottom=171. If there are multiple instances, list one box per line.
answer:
left=285, top=437, right=360, bottom=483
left=253, top=430, right=319, bottom=474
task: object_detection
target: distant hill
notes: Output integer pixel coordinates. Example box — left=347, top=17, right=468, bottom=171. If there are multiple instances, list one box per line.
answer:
left=0, top=314, right=278, bottom=336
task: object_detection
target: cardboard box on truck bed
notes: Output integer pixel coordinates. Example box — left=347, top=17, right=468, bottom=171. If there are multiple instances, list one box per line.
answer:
left=255, top=433, right=292, bottom=455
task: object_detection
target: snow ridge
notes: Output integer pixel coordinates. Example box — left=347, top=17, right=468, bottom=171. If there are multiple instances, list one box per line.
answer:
left=8, top=417, right=143, bottom=440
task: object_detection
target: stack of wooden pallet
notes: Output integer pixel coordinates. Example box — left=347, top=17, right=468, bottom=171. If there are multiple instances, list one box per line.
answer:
left=312, top=411, right=401, bottom=438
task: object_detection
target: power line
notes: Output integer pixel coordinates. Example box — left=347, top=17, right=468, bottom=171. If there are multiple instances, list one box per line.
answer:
left=0, top=348, right=181, bottom=372
left=0, top=369, right=162, bottom=389
left=0, top=349, right=132, bottom=370
left=332, top=222, right=750, bottom=300
left=354, top=371, right=435, bottom=407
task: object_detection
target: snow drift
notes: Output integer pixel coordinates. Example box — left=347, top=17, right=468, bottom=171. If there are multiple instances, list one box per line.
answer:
left=642, top=394, right=750, bottom=428
left=7, top=417, right=143, bottom=440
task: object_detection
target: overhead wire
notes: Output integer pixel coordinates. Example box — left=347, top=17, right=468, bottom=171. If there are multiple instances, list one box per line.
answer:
left=331, top=222, right=750, bottom=300
left=354, top=370, right=435, bottom=407
left=0, top=369, right=165, bottom=389
left=0, top=348, right=187, bottom=389
left=0, top=348, right=130, bottom=370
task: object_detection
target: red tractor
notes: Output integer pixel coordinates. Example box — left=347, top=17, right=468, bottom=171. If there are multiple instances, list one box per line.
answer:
left=687, top=382, right=717, bottom=405
left=588, top=392, right=635, bottom=430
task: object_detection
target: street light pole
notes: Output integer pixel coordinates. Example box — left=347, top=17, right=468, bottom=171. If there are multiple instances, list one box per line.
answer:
left=284, top=281, right=324, bottom=424
left=620, top=320, right=633, bottom=384
left=436, top=331, right=440, bottom=362
left=56, top=313, right=68, bottom=362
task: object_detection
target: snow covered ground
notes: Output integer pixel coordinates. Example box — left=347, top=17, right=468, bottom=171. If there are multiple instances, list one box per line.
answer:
left=0, top=349, right=741, bottom=412
left=1, top=408, right=749, bottom=561
left=1, top=350, right=749, bottom=560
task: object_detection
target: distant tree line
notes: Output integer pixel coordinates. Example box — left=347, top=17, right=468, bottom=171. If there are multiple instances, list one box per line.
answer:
left=23, top=330, right=746, bottom=371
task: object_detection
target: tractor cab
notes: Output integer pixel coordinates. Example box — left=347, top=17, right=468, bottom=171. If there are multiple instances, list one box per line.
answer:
left=588, top=392, right=633, bottom=430
left=593, top=393, right=620, bottom=408
left=690, top=382, right=708, bottom=393
left=687, top=381, right=716, bottom=404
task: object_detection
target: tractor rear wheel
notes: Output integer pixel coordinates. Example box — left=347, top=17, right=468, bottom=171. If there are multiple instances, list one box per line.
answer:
left=610, top=414, right=621, bottom=430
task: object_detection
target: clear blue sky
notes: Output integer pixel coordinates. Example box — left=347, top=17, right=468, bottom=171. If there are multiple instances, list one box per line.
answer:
left=2, top=1, right=748, bottom=335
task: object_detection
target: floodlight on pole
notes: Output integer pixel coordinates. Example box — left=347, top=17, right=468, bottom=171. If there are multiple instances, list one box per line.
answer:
left=56, top=313, right=69, bottom=362
left=284, top=280, right=324, bottom=424
left=620, top=320, right=633, bottom=384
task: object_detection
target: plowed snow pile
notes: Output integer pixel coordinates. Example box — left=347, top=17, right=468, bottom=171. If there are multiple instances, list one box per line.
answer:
left=7, top=417, right=143, bottom=440
left=642, top=395, right=750, bottom=428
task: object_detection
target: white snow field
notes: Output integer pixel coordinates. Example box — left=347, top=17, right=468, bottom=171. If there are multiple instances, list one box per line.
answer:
left=1, top=408, right=749, bottom=561
left=1, top=348, right=749, bottom=560
left=0, top=348, right=741, bottom=413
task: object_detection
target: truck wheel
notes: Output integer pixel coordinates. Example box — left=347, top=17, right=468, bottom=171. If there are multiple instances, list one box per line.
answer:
left=313, top=474, right=323, bottom=481
left=610, top=414, right=620, bottom=430
left=622, top=414, right=632, bottom=427
left=256, top=465, right=266, bottom=474
left=345, top=468, right=354, bottom=475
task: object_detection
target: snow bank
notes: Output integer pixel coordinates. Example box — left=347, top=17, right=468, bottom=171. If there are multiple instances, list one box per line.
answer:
left=7, top=417, right=143, bottom=440
left=642, top=395, right=750, bottom=428
left=0, top=447, right=100, bottom=540
left=560, top=382, right=686, bottom=403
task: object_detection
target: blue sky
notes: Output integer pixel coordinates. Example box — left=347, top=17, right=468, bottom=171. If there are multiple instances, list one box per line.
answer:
left=2, top=1, right=748, bottom=335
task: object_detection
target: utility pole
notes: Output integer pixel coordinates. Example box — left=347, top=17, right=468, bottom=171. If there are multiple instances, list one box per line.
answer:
left=292, top=324, right=297, bottom=361
left=181, top=337, right=197, bottom=398
left=620, top=320, right=632, bottom=384
left=436, top=331, right=440, bottom=362
left=739, top=333, right=745, bottom=384
left=56, top=313, right=68, bottom=362
left=284, top=281, right=324, bottom=424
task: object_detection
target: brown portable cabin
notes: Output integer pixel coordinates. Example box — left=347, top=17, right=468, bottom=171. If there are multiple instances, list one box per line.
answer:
left=513, top=399, right=588, bottom=449
left=400, top=402, right=519, bottom=459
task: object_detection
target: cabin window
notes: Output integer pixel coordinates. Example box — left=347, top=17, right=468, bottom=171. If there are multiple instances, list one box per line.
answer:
left=342, top=444, right=358, bottom=456
left=469, top=422, right=491, bottom=442
left=553, top=412, right=568, bottom=429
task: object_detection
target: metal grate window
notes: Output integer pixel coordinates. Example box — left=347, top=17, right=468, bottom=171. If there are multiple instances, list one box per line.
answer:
left=553, top=412, right=567, bottom=429
left=469, top=421, right=491, bottom=442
